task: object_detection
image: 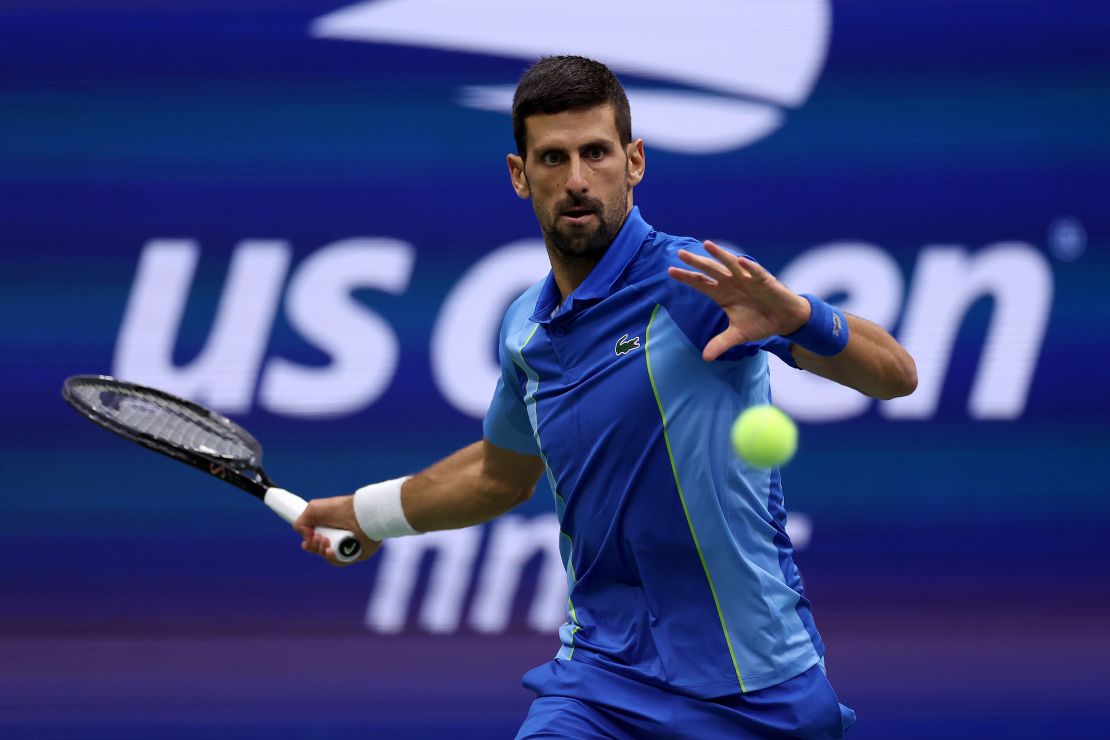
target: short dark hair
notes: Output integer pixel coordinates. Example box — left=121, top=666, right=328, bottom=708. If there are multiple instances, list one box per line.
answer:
left=511, top=55, right=632, bottom=156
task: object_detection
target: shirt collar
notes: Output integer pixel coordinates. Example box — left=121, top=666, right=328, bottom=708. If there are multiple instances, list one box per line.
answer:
left=530, top=206, right=652, bottom=324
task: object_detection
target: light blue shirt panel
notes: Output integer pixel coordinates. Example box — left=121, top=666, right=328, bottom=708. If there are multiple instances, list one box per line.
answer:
left=483, top=282, right=544, bottom=457
left=647, top=305, right=822, bottom=687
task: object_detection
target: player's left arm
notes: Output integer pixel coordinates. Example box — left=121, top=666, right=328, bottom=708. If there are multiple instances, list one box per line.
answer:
left=667, top=240, right=917, bottom=400
left=789, top=314, right=917, bottom=400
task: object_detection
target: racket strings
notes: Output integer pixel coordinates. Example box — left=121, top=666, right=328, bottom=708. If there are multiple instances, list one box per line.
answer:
left=69, top=380, right=255, bottom=461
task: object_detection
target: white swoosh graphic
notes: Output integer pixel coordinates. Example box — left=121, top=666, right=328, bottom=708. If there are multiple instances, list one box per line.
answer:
left=458, top=85, right=781, bottom=155
left=312, top=0, right=830, bottom=153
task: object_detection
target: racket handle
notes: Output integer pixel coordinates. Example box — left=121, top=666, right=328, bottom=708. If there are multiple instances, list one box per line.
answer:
left=263, top=488, right=363, bottom=563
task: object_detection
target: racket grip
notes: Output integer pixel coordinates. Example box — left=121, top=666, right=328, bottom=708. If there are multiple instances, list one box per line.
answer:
left=263, top=488, right=363, bottom=563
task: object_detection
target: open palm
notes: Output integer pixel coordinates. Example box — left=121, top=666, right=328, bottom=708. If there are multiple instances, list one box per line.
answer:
left=667, top=241, right=811, bottom=361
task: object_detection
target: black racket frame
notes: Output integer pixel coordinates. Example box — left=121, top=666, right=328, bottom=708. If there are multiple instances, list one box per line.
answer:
left=61, top=374, right=273, bottom=499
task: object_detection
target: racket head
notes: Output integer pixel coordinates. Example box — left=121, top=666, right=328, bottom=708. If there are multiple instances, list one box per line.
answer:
left=62, top=375, right=270, bottom=494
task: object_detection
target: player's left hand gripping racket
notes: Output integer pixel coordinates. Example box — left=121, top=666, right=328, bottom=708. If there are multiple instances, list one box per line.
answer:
left=61, top=374, right=363, bottom=563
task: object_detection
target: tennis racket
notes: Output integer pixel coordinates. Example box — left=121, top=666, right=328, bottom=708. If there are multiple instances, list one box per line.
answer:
left=61, top=374, right=362, bottom=563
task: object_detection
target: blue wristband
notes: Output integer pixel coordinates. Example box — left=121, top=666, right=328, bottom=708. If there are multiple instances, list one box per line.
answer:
left=783, top=294, right=849, bottom=356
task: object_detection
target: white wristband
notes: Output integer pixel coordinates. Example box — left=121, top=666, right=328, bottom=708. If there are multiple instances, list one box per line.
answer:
left=353, top=476, right=418, bottom=540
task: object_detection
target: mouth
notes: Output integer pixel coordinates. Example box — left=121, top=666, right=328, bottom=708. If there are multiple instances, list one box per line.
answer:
left=560, top=208, right=596, bottom=224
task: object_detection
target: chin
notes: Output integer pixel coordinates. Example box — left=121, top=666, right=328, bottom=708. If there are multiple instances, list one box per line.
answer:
left=557, top=240, right=609, bottom=261
left=545, top=216, right=615, bottom=260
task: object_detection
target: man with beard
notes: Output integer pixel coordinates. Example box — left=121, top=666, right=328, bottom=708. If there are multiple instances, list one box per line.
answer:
left=296, top=56, right=916, bottom=738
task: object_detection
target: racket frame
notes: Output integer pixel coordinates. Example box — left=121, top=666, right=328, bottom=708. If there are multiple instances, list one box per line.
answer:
left=63, top=375, right=273, bottom=498
left=61, top=374, right=362, bottom=562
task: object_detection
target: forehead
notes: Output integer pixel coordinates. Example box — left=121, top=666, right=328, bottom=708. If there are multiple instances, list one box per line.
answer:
left=523, top=104, right=621, bottom=152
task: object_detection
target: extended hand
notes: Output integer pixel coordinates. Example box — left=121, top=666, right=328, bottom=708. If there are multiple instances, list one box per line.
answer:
left=294, top=495, right=380, bottom=567
left=668, top=241, right=811, bottom=361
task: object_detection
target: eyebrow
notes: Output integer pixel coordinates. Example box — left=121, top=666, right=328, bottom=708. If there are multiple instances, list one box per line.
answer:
left=535, top=140, right=613, bottom=157
left=535, top=145, right=567, bottom=158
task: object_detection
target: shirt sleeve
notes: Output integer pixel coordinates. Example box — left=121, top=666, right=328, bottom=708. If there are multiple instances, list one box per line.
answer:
left=483, top=328, right=541, bottom=457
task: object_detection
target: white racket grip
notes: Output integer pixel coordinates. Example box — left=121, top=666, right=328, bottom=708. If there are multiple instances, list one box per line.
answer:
left=263, top=487, right=363, bottom=563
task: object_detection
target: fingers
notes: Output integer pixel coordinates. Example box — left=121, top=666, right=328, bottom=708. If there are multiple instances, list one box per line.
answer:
left=667, top=266, right=718, bottom=297
left=677, top=248, right=732, bottom=280
left=680, top=242, right=772, bottom=287
left=295, top=526, right=339, bottom=566
left=293, top=496, right=362, bottom=563
left=702, top=241, right=756, bottom=282
left=735, top=255, right=772, bottom=283
left=300, top=530, right=347, bottom=567
left=299, top=529, right=323, bottom=555
left=295, top=519, right=328, bottom=559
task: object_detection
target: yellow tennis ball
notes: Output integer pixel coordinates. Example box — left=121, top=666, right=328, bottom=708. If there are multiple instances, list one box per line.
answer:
left=731, top=404, right=798, bottom=468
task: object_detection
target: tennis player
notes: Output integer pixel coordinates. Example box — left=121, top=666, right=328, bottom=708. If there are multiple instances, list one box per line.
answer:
left=296, top=56, right=916, bottom=739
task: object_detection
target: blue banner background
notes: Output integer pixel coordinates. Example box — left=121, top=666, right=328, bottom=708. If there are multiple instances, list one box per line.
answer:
left=2, top=2, right=1108, bottom=737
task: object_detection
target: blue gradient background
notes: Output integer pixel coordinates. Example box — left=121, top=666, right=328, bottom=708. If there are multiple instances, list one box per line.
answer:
left=1, top=1, right=1108, bottom=737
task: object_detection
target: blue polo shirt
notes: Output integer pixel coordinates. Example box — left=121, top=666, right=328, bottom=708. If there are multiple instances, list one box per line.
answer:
left=484, top=207, right=824, bottom=698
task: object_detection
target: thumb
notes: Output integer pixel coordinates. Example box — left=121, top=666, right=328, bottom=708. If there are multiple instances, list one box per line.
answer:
left=293, top=499, right=326, bottom=538
left=703, top=327, right=746, bottom=361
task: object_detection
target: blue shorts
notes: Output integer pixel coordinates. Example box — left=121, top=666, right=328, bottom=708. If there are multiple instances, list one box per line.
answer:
left=516, top=658, right=856, bottom=739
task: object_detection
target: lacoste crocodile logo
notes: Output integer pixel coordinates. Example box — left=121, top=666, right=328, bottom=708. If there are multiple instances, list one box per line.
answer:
left=615, top=334, right=641, bottom=356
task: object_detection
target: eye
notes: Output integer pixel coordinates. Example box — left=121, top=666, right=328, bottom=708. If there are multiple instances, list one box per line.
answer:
left=542, top=151, right=563, bottom=165
left=586, top=146, right=606, bottom=160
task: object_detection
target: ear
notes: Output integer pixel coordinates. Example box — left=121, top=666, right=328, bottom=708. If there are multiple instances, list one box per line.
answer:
left=507, top=153, right=530, bottom=199
left=626, top=139, right=645, bottom=188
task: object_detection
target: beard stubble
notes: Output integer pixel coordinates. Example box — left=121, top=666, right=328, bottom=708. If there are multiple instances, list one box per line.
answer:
left=540, top=184, right=629, bottom=266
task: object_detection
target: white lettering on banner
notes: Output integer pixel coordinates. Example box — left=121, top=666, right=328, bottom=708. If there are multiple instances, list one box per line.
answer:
left=114, top=239, right=290, bottom=413
left=364, top=513, right=814, bottom=635
left=259, top=238, right=415, bottom=417
left=115, top=238, right=415, bottom=418
left=770, top=242, right=905, bottom=422
left=113, top=238, right=1055, bottom=420
left=468, top=514, right=567, bottom=634
left=366, top=527, right=482, bottom=633
left=884, top=243, right=1053, bottom=420
left=431, top=240, right=549, bottom=418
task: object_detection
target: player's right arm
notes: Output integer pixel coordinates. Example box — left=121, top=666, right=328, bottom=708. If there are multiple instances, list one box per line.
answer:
left=298, top=289, right=545, bottom=566
left=400, top=439, right=544, bottom=531
left=294, top=439, right=543, bottom=566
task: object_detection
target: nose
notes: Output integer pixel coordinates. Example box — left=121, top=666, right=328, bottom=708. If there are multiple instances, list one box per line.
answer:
left=565, top=156, right=588, bottom=195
